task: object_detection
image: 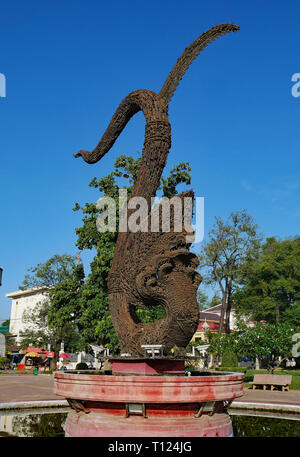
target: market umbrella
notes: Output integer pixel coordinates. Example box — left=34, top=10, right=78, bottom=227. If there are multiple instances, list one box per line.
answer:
left=45, top=351, right=55, bottom=358
left=25, top=352, right=40, bottom=357
left=59, top=352, right=70, bottom=359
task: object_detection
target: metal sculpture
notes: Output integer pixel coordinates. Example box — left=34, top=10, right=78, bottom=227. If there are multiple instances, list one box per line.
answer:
left=75, top=24, right=239, bottom=356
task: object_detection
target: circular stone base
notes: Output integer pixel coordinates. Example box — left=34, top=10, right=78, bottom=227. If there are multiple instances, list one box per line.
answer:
left=54, top=369, right=244, bottom=437
left=65, top=409, right=233, bottom=437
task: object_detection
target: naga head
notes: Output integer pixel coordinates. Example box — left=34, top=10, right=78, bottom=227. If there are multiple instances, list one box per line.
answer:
left=108, top=191, right=203, bottom=356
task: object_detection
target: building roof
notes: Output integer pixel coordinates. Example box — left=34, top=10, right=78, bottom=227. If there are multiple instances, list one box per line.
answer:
left=197, top=321, right=220, bottom=332
left=6, top=287, right=49, bottom=299
left=199, top=311, right=220, bottom=322
left=0, top=326, right=9, bottom=334
left=204, top=304, right=222, bottom=312
left=204, top=303, right=236, bottom=313
left=23, top=346, right=47, bottom=354
left=197, top=310, right=233, bottom=333
left=7, top=345, right=21, bottom=352
left=197, top=311, right=221, bottom=332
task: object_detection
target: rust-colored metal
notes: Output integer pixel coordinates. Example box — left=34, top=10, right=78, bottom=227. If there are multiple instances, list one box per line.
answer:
left=67, top=398, right=91, bottom=414
left=75, top=24, right=239, bottom=356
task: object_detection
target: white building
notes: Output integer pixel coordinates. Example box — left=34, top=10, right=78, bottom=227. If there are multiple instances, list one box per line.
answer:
left=204, top=304, right=237, bottom=330
left=6, top=287, right=49, bottom=344
left=204, top=303, right=256, bottom=330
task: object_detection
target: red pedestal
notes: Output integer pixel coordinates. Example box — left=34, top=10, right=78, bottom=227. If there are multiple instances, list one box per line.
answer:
left=54, top=363, right=244, bottom=437
left=112, top=358, right=185, bottom=375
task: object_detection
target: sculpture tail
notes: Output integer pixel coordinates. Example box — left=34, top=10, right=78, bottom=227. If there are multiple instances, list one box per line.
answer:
left=159, top=23, right=240, bottom=103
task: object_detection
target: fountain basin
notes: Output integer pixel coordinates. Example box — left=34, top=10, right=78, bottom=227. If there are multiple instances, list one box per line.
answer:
left=54, top=370, right=244, bottom=437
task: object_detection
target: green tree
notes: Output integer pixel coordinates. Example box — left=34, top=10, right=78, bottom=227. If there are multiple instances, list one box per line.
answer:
left=197, top=292, right=222, bottom=310
left=73, top=154, right=193, bottom=353
left=19, top=298, right=79, bottom=369
left=47, top=264, right=84, bottom=329
left=199, top=210, right=262, bottom=334
left=19, top=254, right=83, bottom=368
left=207, top=332, right=232, bottom=357
left=1, top=319, right=10, bottom=327
left=234, top=237, right=300, bottom=326
left=159, top=162, right=191, bottom=198
left=20, top=254, right=77, bottom=290
left=207, top=322, right=295, bottom=369
left=0, top=357, right=8, bottom=369
left=208, top=293, right=222, bottom=309
left=0, top=320, right=15, bottom=347
left=196, top=290, right=209, bottom=310
left=233, top=321, right=294, bottom=368
left=47, top=263, right=85, bottom=350
left=220, top=350, right=238, bottom=367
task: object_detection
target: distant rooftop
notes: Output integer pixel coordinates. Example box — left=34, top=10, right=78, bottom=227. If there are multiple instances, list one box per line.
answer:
left=199, top=311, right=220, bottom=322
left=6, top=286, right=49, bottom=299
left=23, top=346, right=47, bottom=354
left=204, top=303, right=236, bottom=313
left=205, top=303, right=222, bottom=312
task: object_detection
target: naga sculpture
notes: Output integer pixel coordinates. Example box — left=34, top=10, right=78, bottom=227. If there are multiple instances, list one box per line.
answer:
left=75, top=24, right=239, bottom=357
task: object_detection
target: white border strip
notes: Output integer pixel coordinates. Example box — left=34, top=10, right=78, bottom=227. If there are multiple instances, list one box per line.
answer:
left=231, top=401, right=300, bottom=414
left=0, top=400, right=69, bottom=411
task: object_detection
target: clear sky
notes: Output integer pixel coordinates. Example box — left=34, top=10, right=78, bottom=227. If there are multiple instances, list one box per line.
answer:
left=0, top=0, right=299, bottom=321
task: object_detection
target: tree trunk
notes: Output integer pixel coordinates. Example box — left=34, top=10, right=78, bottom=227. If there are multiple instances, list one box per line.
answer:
left=50, top=354, right=58, bottom=371
left=225, top=284, right=232, bottom=334
left=218, top=283, right=227, bottom=335
left=275, top=304, right=280, bottom=324
left=255, top=357, right=260, bottom=370
left=50, top=343, right=59, bottom=371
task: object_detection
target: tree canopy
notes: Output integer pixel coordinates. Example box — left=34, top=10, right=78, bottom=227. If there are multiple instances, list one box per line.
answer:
left=20, top=254, right=77, bottom=290
left=233, top=236, right=300, bottom=327
left=18, top=254, right=84, bottom=367
left=198, top=210, right=262, bottom=333
left=208, top=321, right=295, bottom=367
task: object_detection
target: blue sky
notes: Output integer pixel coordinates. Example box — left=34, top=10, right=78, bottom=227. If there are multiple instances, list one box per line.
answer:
left=0, top=0, right=299, bottom=321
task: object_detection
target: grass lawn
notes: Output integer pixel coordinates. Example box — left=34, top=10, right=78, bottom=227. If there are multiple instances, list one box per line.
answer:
left=244, top=369, right=300, bottom=390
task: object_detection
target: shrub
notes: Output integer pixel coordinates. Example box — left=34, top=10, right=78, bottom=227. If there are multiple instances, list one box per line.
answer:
left=185, top=363, right=197, bottom=371
left=0, top=357, right=8, bottom=369
left=221, top=351, right=238, bottom=367
left=216, top=366, right=247, bottom=373
left=75, top=362, right=89, bottom=370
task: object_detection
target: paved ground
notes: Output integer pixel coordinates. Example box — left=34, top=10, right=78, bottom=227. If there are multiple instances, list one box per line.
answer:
left=234, top=387, right=300, bottom=406
left=1, top=373, right=300, bottom=407
left=0, top=374, right=59, bottom=404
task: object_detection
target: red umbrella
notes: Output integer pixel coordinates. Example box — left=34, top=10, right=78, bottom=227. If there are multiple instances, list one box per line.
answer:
left=45, top=351, right=55, bottom=358
left=59, top=352, right=70, bottom=359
